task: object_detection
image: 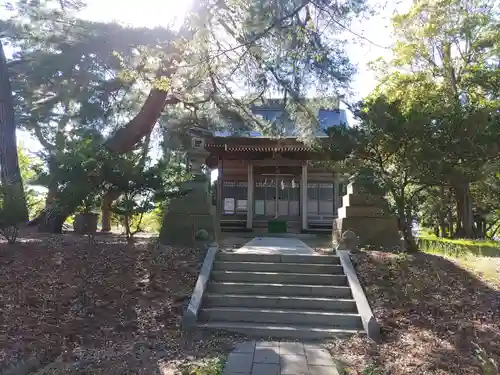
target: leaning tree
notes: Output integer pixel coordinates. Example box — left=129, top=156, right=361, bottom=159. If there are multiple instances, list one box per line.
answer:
left=5, top=0, right=368, bottom=231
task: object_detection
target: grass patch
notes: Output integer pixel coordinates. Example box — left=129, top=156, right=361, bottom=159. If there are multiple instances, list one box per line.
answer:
left=417, top=234, right=500, bottom=258
left=417, top=235, right=500, bottom=288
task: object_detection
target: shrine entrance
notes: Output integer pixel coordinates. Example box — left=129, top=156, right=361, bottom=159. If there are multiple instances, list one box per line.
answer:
left=253, top=165, right=301, bottom=219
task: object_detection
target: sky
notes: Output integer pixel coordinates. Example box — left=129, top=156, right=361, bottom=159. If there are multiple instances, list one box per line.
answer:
left=76, top=0, right=404, bottom=100
left=14, top=0, right=410, bottom=154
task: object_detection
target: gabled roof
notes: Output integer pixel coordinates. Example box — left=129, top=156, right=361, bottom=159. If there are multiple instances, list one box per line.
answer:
left=214, top=106, right=348, bottom=138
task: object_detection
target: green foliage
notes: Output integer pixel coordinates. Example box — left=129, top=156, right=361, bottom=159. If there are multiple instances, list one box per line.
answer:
left=181, top=357, right=225, bottom=375
left=31, top=129, right=108, bottom=216
left=107, top=158, right=190, bottom=239
left=4, top=0, right=368, bottom=147
left=473, top=342, right=499, bottom=375
left=137, top=206, right=163, bottom=233
left=327, top=0, right=500, bottom=242
left=362, top=362, right=382, bottom=375
left=15, top=145, right=45, bottom=219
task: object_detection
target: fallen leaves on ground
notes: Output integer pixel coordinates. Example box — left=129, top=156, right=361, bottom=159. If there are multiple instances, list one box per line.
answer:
left=326, top=251, right=500, bottom=375
left=0, top=231, right=237, bottom=374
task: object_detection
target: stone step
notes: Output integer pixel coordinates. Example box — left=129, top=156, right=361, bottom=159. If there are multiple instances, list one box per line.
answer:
left=199, top=307, right=363, bottom=329
left=211, top=271, right=347, bottom=285
left=217, top=252, right=340, bottom=264
left=206, top=282, right=352, bottom=298
left=212, top=261, right=344, bottom=274
left=203, top=294, right=357, bottom=312
left=198, top=321, right=364, bottom=339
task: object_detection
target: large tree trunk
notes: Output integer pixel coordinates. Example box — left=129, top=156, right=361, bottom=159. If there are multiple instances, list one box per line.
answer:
left=393, top=189, right=417, bottom=252
left=438, top=185, right=447, bottom=237
left=447, top=209, right=453, bottom=238
left=0, top=40, right=29, bottom=222
left=101, top=190, right=120, bottom=232
left=105, top=89, right=169, bottom=154
left=453, top=181, right=475, bottom=238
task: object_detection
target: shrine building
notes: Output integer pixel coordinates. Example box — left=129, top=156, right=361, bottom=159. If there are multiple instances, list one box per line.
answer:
left=204, top=103, right=349, bottom=234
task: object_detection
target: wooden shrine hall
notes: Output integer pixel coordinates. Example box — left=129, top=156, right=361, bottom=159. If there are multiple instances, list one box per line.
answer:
left=204, top=105, right=349, bottom=233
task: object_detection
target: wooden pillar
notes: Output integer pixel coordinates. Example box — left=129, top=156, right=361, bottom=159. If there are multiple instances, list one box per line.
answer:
left=334, top=172, right=341, bottom=217
left=301, top=162, right=308, bottom=230
left=217, top=158, right=223, bottom=212
left=246, top=163, right=253, bottom=229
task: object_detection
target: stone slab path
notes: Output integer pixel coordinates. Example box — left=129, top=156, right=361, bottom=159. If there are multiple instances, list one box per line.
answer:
left=232, top=237, right=315, bottom=255
left=223, top=340, right=340, bottom=375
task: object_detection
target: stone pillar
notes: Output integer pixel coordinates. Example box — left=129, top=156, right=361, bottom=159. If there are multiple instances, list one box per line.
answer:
left=301, top=162, right=308, bottom=231
left=246, top=163, right=253, bottom=229
left=332, top=172, right=400, bottom=250
left=159, top=130, right=216, bottom=245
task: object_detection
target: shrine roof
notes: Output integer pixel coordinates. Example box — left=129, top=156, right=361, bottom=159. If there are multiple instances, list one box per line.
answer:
left=213, top=107, right=348, bottom=138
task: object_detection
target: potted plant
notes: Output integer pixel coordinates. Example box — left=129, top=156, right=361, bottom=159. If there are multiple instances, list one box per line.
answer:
left=73, top=194, right=100, bottom=234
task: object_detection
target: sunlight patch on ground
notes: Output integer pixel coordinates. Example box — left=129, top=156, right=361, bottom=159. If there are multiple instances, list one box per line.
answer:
left=450, top=256, right=500, bottom=289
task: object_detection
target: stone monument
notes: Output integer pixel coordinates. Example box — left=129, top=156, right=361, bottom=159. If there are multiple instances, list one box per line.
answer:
left=159, top=127, right=218, bottom=246
left=332, top=170, right=400, bottom=249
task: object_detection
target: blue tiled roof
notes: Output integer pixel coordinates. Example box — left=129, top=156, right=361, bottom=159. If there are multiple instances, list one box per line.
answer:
left=214, top=107, right=347, bottom=137
left=318, top=109, right=348, bottom=131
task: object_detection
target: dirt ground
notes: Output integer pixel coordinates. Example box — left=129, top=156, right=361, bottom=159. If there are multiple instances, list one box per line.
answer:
left=325, top=251, right=500, bottom=375
left=2, top=231, right=499, bottom=374
left=0, top=230, right=239, bottom=375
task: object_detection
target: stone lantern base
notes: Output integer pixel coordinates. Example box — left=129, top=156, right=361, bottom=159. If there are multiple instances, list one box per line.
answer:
left=159, top=175, right=217, bottom=246
left=333, top=174, right=400, bottom=250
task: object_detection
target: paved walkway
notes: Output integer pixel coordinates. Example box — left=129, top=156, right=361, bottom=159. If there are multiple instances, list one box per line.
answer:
left=223, top=340, right=339, bottom=375
left=232, top=237, right=315, bottom=255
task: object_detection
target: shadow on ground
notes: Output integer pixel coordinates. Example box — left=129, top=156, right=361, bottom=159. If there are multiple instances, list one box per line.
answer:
left=0, top=231, right=240, bottom=375
left=327, top=251, right=500, bottom=375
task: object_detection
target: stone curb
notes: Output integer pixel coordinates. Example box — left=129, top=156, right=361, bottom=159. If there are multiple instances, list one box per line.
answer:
left=336, top=250, right=381, bottom=343
left=182, top=244, right=218, bottom=329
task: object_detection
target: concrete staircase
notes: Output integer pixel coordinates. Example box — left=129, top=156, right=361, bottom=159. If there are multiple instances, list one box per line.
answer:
left=197, top=252, right=364, bottom=339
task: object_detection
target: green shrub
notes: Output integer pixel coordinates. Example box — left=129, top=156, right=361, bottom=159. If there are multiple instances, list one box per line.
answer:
left=195, top=228, right=210, bottom=240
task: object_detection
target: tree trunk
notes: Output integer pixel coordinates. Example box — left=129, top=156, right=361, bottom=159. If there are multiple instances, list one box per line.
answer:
left=453, top=182, right=475, bottom=238
left=124, top=214, right=131, bottom=240
left=27, top=156, right=67, bottom=232
left=393, top=189, right=417, bottom=252
left=105, top=89, right=169, bottom=154
left=447, top=209, right=453, bottom=238
left=101, top=190, right=120, bottom=232
left=438, top=185, right=447, bottom=237
left=0, top=40, right=29, bottom=222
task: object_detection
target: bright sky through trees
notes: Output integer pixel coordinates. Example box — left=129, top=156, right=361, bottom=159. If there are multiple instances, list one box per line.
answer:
left=12, top=0, right=411, bottom=154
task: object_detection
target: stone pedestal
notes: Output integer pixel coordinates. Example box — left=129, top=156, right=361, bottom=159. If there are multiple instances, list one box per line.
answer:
left=159, top=175, right=216, bottom=245
left=159, top=129, right=217, bottom=246
left=333, top=174, right=400, bottom=250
